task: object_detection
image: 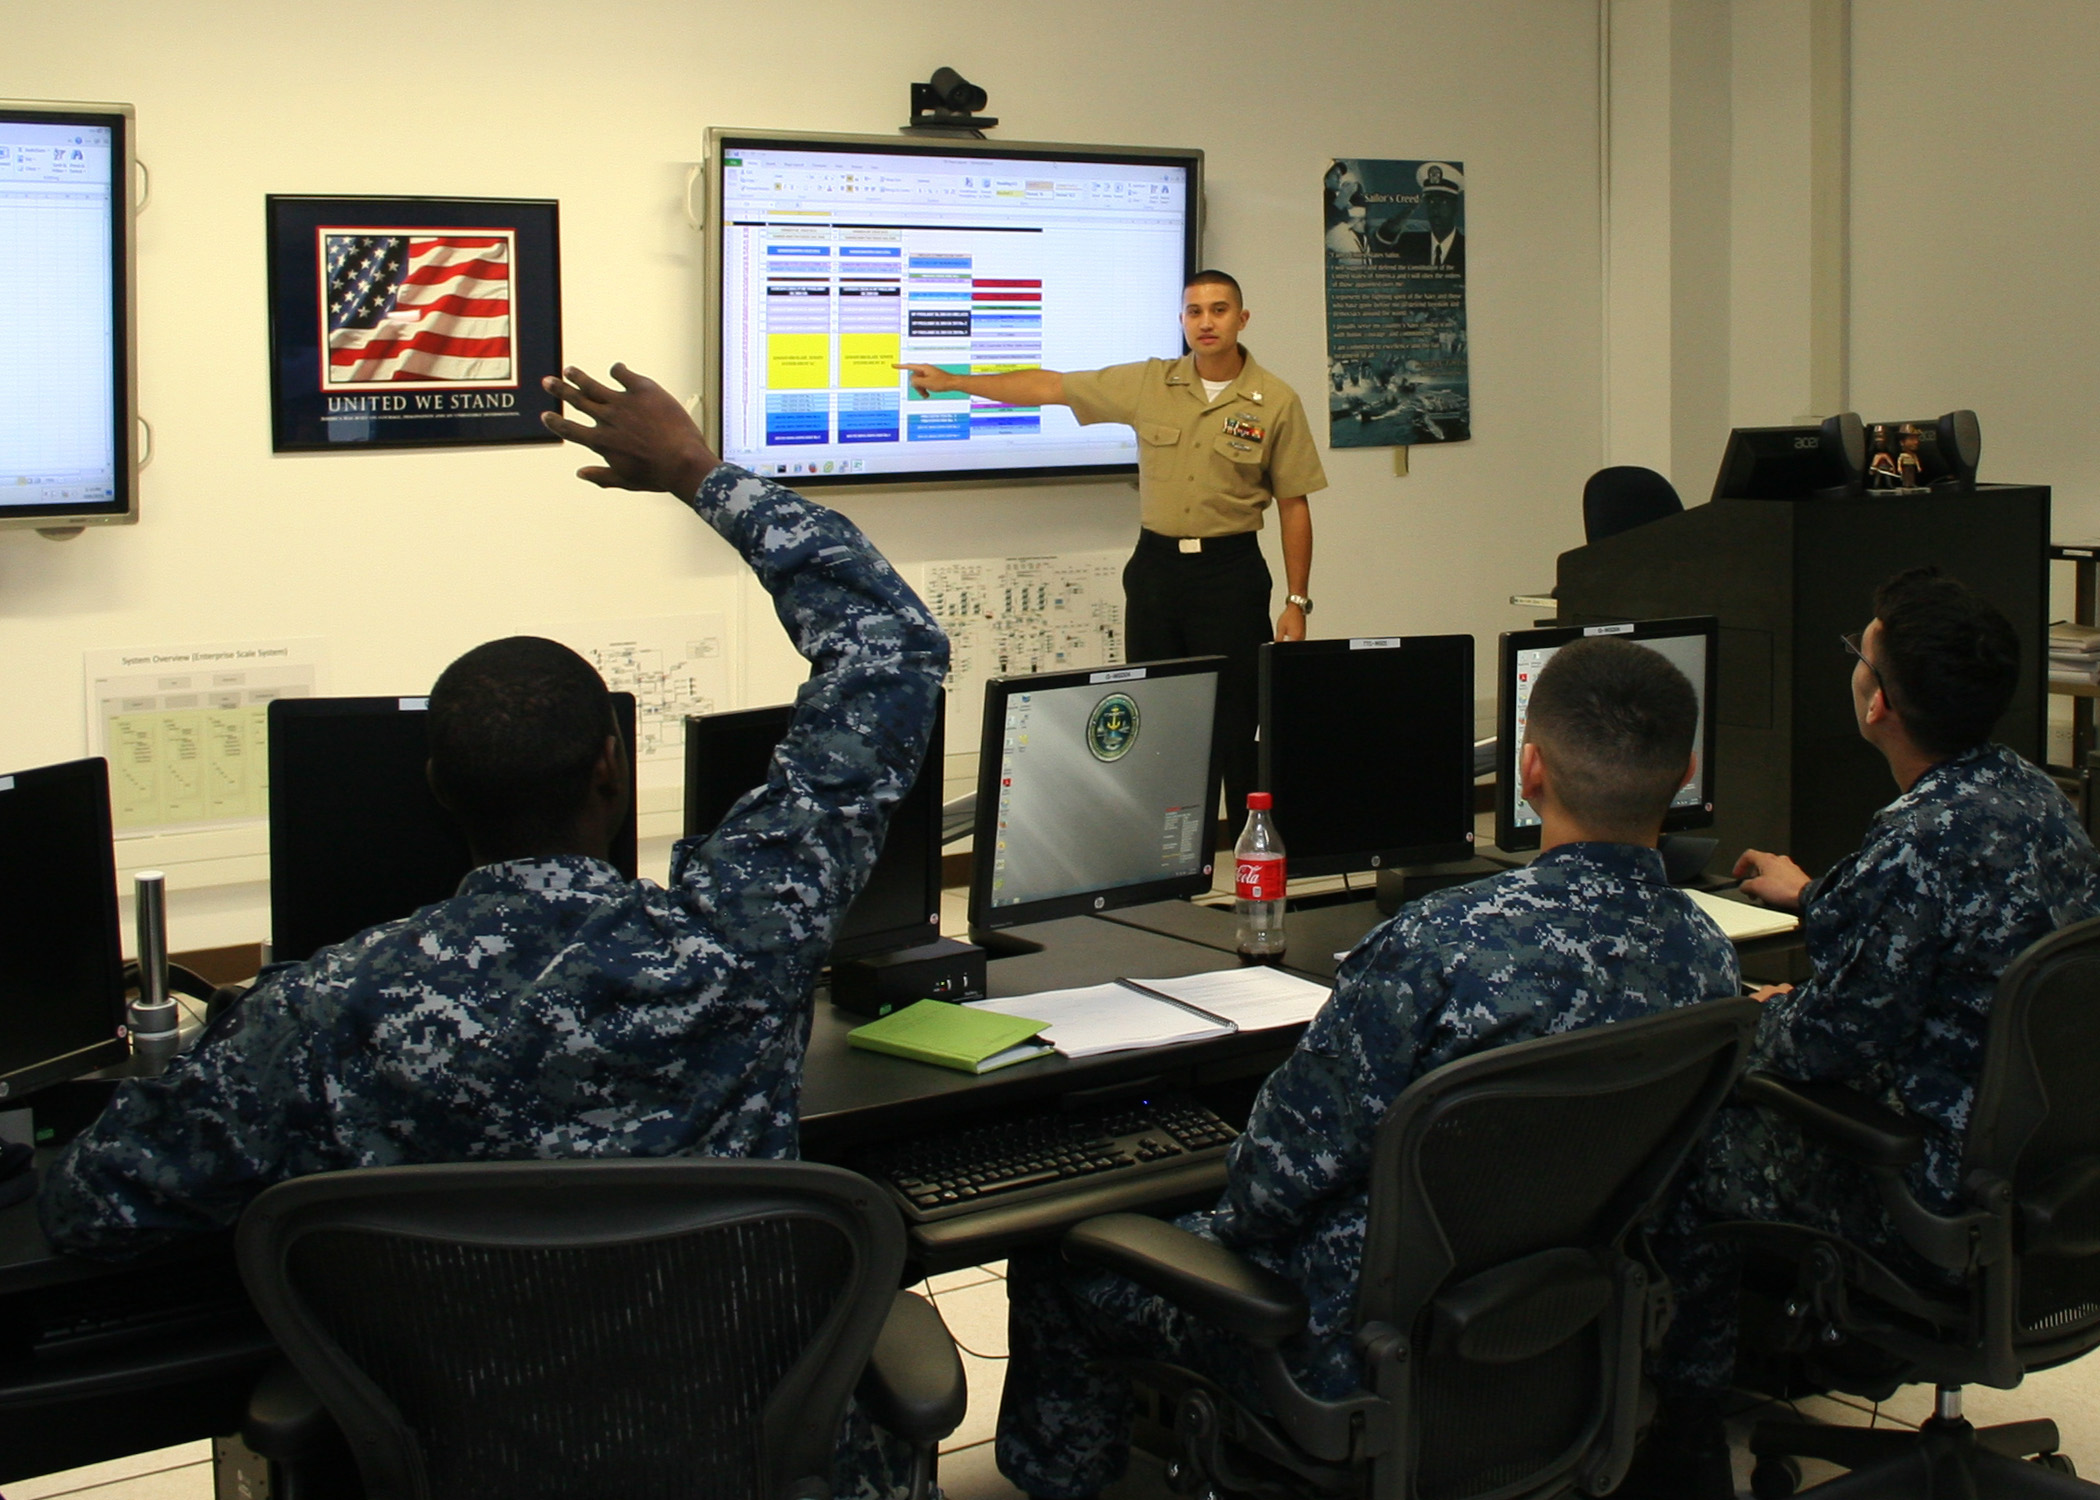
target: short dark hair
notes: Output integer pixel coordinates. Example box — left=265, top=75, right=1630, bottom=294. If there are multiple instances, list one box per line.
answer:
left=427, top=636, right=616, bottom=852
left=1524, top=638, right=1700, bottom=833
left=1184, top=269, right=1243, bottom=304
left=1870, top=566, right=2019, bottom=755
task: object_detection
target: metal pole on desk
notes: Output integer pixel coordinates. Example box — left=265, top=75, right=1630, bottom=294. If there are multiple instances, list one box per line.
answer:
left=129, top=871, right=181, bottom=1073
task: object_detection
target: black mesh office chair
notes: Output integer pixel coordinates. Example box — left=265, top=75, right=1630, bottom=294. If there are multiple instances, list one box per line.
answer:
left=1583, top=466, right=1685, bottom=544
left=1060, top=997, right=1760, bottom=1500
left=233, top=1159, right=965, bottom=1500
left=1727, top=916, right=2100, bottom=1497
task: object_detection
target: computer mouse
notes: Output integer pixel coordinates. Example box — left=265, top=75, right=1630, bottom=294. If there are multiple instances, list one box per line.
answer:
left=0, top=1140, right=34, bottom=1210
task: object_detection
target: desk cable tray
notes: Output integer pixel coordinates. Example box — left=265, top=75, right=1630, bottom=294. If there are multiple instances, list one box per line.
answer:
left=850, top=1093, right=1238, bottom=1223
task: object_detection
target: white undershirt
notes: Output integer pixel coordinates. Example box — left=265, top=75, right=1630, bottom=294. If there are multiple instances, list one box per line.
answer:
left=1201, top=377, right=1232, bottom=402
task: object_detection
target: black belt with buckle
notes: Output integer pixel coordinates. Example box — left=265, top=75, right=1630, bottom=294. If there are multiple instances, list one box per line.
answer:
left=1136, top=529, right=1259, bottom=556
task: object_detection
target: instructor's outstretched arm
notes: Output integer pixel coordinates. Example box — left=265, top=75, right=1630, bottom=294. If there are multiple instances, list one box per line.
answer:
left=896, top=363, right=1068, bottom=408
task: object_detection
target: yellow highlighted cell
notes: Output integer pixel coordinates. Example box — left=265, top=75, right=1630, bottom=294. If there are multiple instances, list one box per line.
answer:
left=767, top=334, right=830, bottom=389
left=839, top=333, right=902, bottom=388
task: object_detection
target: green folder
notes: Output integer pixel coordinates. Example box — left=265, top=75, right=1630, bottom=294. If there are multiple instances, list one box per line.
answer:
left=846, top=1000, right=1054, bottom=1074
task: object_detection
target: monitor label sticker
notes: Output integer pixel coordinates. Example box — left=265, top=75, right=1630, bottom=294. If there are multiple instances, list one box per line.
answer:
left=1091, top=667, right=1147, bottom=683
left=1348, top=637, right=1403, bottom=650
left=1087, top=693, right=1141, bottom=761
left=397, top=697, right=429, bottom=712
left=1583, top=623, right=1635, bottom=636
left=0, top=776, right=11, bottom=792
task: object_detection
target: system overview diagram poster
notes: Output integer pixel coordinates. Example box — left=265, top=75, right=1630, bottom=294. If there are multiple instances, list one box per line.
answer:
left=1322, top=159, right=1471, bottom=448
left=266, top=196, right=562, bottom=451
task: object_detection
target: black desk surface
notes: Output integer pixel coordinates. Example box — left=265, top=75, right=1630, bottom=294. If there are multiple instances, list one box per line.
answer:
left=801, top=915, right=1297, bottom=1152
left=1107, top=881, right=1811, bottom=984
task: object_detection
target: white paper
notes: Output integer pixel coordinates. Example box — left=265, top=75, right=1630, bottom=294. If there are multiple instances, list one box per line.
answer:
left=83, top=638, right=327, bottom=834
left=968, top=982, right=1233, bottom=1059
left=1685, top=888, right=1801, bottom=941
left=1129, top=968, right=1333, bottom=1031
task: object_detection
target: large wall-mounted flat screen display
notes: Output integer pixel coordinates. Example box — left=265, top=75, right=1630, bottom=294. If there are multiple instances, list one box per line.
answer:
left=706, top=129, right=1201, bottom=489
left=0, top=100, right=136, bottom=531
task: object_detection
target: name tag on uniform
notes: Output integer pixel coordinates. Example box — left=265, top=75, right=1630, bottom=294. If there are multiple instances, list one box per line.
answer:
left=1224, top=414, right=1266, bottom=442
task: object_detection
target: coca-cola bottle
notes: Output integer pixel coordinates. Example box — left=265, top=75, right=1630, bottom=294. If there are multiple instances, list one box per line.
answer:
left=1235, top=792, right=1287, bottom=964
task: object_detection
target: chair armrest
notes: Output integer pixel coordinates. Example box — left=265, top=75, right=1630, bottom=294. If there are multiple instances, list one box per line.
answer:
left=1736, top=1073, right=1924, bottom=1169
left=1063, top=1213, right=1308, bottom=1345
left=856, top=1291, right=967, bottom=1447
left=243, top=1359, right=349, bottom=1464
left=2022, top=1158, right=2100, bottom=1258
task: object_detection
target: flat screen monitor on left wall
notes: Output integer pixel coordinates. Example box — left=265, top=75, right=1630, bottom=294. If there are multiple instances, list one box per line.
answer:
left=268, top=694, right=639, bottom=965
left=0, top=99, right=137, bottom=532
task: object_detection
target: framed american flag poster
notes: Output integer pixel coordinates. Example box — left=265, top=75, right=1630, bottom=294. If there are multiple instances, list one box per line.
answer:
left=265, top=195, right=561, bottom=452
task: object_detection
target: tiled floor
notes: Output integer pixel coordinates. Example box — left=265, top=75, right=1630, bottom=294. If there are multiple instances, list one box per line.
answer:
left=19, top=1270, right=2100, bottom=1500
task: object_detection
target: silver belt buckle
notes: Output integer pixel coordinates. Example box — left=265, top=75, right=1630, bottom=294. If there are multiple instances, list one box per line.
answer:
left=1177, top=537, right=1202, bottom=554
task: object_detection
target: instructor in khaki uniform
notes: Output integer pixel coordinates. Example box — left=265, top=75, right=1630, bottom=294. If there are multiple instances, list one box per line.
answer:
left=900, top=269, right=1326, bottom=821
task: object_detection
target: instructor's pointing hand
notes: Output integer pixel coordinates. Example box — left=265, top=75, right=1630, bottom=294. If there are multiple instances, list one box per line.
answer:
left=895, top=363, right=955, bottom=395
left=541, top=363, right=720, bottom=500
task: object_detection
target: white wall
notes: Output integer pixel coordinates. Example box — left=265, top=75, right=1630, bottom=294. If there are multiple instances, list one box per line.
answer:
left=2, top=0, right=1609, bottom=948
left=1849, top=1, right=2100, bottom=537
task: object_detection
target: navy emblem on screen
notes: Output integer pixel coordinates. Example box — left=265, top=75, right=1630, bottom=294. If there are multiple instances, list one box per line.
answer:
left=1087, top=693, right=1140, bottom=762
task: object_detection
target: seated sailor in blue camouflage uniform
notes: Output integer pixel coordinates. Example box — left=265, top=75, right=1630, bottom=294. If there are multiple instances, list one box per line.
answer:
left=1634, top=566, right=2100, bottom=1499
left=38, top=363, right=948, bottom=1499
left=995, top=637, right=1743, bottom=1500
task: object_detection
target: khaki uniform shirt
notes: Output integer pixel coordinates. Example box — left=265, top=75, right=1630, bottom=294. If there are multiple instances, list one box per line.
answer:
left=1062, top=347, right=1328, bottom=537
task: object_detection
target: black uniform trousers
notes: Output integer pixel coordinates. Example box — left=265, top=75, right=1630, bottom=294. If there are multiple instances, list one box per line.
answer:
left=1122, top=528, right=1272, bottom=830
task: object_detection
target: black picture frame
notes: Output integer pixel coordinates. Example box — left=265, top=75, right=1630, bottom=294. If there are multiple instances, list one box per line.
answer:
left=266, top=195, right=562, bottom=452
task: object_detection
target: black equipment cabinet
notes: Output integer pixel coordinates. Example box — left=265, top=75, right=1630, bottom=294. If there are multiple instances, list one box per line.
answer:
left=1554, top=484, right=2048, bottom=875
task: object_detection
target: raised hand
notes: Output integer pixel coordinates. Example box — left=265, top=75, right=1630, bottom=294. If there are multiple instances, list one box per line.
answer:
left=541, top=363, right=720, bottom=499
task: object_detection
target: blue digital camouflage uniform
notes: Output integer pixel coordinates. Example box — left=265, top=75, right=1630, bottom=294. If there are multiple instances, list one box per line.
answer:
left=1653, top=741, right=2100, bottom=1396
left=36, top=463, right=948, bottom=1498
left=997, top=842, right=1742, bottom=1499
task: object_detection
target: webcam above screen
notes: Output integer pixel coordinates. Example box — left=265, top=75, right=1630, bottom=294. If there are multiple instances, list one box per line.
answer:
left=1496, top=617, right=1719, bottom=853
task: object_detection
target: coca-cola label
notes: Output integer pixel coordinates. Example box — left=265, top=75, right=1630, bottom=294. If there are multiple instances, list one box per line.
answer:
left=1236, top=854, right=1286, bottom=902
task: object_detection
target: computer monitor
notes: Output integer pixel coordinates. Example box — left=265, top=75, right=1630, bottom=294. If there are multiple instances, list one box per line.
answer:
left=0, top=758, right=128, bottom=1097
left=969, top=657, right=1224, bottom=931
left=683, top=693, right=945, bottom=962
left=0, top=99, right=138, bottom=532
left=1710, top=411, right=1866, bottom=501
left=1495, top=617, right=1720, bottom=853
left=268, top=694, right=639, bottom=964
left=704, top=128, right=1201, bottom=489
left=1258, top=635, right=1477, bottom=877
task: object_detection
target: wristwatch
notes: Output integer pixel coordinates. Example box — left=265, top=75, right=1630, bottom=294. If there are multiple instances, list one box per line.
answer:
left=1285, top=593, right=1314, bottom=614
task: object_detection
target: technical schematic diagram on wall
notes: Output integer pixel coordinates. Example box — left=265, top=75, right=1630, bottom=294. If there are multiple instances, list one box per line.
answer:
left=84, top=639, right=326, bottom=833
left=918, top=550, right=1126, bottom=749
left=527, top=615, right=731, bottom=779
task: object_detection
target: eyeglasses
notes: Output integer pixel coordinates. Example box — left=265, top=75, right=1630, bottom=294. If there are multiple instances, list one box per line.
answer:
left=1840, top=630, right=1889, bottom=700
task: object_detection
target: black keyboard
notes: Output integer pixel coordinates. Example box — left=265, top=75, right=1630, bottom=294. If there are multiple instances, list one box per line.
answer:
left=854, top=1094, right=1239, bottom=1223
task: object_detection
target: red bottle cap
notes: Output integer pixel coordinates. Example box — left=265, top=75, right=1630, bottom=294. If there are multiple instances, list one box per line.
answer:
left=1246, top=792, right=1273, bottom=810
